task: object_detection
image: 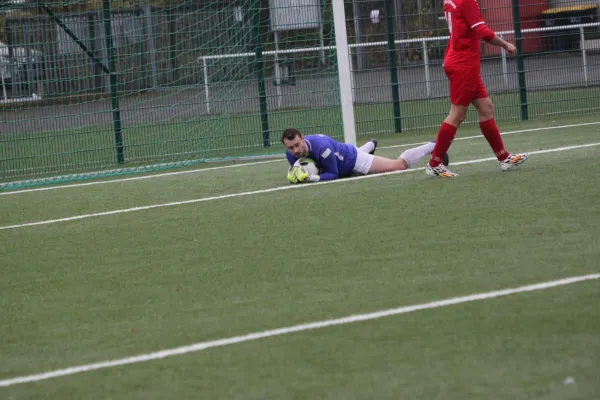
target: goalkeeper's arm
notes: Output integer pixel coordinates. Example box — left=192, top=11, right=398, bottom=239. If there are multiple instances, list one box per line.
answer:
left=297, top=154, right=341, bottom=182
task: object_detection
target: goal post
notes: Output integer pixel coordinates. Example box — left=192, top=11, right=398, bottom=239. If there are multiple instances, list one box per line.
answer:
left=332, top=0, right=357, bottom=146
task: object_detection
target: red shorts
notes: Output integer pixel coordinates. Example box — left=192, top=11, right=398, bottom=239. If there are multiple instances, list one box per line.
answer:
left=444, top=66, right=488, bottom=106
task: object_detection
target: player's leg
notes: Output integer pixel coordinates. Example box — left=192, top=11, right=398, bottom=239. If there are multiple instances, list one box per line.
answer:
left=472, top=86, right=528, bottom=170
left=371, top=141, right=449, bottom=172
left=471, top=78, right=508, bottom=161
left=426, top=103, right=465, bottom=177
left=398, top=142, right=437, bottom=168
left=351, top=151, right=407, bottom=175
left=427, top=67, right=472, bottom=177
left=353, top=141, right=443, bottom=174
left=429, top=104, right=467, bottom=167
left=357, top=139, right=377, bottom=155
left=368, top=155, right=408, bottom=174
left=472, top=96, right=507, bottom=161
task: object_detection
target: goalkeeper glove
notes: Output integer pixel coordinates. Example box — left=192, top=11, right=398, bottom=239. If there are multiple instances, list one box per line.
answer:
left=295, top=168, right=320, bottom=183
left=287, top=166, right=320, bottom=183
left=287, top=166, right=300, bottom=184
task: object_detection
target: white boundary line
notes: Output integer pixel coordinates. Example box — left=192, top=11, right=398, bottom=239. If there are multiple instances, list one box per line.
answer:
left=381, top=121, right=600, bottom=149
left=0, top=273, right=598, bottom=388
left=1, top=142, right=599, bottom=231
left=2, top=121, right=599, bottom=196
left=0, top=160, right=284, bottom=196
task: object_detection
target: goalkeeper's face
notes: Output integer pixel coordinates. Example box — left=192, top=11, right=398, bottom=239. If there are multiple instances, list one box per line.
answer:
left=283, top=136, right=308, bottom=158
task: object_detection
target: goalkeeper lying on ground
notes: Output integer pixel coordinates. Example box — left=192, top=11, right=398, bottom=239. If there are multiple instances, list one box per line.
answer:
left=282, top=128, right=449, bottom=183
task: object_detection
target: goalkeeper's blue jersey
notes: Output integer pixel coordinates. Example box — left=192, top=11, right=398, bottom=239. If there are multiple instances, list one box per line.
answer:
left=285, top=134, right=358, bottom=181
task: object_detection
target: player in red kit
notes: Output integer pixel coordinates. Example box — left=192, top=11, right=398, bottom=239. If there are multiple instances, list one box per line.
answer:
left=427, top=0, right=529, bottom=178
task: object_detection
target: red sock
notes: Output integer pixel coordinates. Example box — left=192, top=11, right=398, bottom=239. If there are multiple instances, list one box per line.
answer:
left=479, top=118, right=508, bottom=161
left=429, top=122, right=457, bottom=167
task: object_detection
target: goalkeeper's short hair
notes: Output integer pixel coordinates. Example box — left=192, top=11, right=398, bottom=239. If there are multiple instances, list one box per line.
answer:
left=281, top=128, right=302, bottom=143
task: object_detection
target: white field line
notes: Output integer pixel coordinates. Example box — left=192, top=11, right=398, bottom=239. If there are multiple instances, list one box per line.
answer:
left=1, top=142, right=599, bottom=232
left=0, top=160, right=284, bottom=196
left=381, top=120, right=600, bottom=150
left=2, top=121, right=599, bottom=196
left=0, top=273, right=598, bottom=388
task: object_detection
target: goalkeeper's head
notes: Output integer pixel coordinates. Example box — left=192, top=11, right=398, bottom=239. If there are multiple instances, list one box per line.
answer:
left=281, top=128, right=307, bottom=159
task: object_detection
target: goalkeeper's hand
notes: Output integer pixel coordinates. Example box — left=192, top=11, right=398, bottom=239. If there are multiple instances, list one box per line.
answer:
left=287, top=166, right=320, bottom=183
left=295, top=168, right=320, bottom=183
left=287, top=166, right=300, bottom=184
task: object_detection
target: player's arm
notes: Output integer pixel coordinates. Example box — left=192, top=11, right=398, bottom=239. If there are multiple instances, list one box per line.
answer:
left=487, top=35, right=516, bottom=54
left=461, top=0, right=498, bottom=42
left=295, top=147, right=339, bottom=182
left=462, top=0, right=516, bottom=53
left=314, top=149, right=339, bottom=181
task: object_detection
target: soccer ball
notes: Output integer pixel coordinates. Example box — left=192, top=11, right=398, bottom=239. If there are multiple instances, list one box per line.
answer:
left=294, top=157, right=320, bottom=176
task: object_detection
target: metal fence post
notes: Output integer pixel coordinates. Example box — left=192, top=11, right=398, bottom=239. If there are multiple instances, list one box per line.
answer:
left=251, top=0, right=269, bottom=147
left=203, top=57, right=211, bottom=113
left=512, top=0, right=528, bottom=121
left=499, top=34, right=509, bottom=89
left=102, top=0, right=124, bottom=163
left=580, top=27, right=588, bottom=86
left=385, top=0, right=401, bottom=133
left=422, top=39, right=431, bottom=97
left=144, top=6, right=159, bottom=90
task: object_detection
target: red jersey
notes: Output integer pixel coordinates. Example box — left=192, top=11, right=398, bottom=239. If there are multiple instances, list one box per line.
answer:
left=443, top=0, right=494, bottom=68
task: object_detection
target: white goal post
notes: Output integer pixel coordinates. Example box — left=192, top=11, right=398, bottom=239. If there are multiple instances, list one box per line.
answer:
left=332, top=0, right=357, bottom=146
